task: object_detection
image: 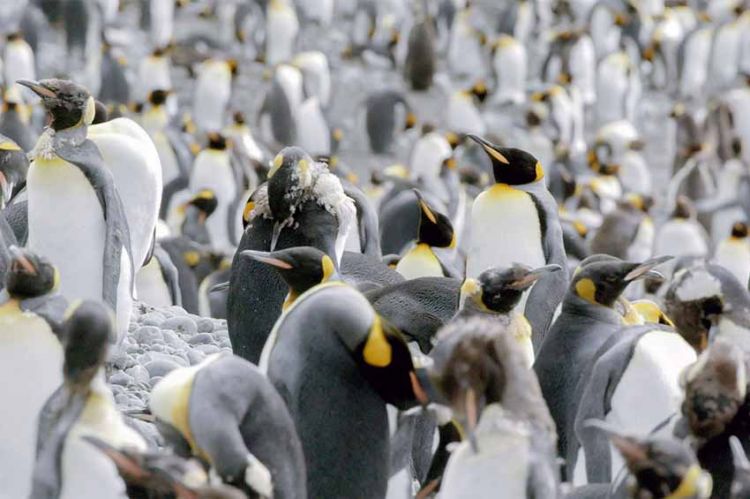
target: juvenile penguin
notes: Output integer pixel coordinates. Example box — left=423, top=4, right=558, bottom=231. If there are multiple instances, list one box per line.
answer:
left=0, top=134, right=28, bottom=208
left=457, top=264, right=563, bottom=368
left=19, top=79, right=134, bottom=341
left=466, top=134, right=568, bottom=345
left=429, top=319, right=560, bottom=497
left=533, top=256, right=670, bottom=472
left=150, top=353, right=306, bottom=498
left=259, top=246, right=427, bottom=498
left=30, top=300, right=147, bottom=499
left=395, top=190, right=457, bottom=279
left=0, top=248, right=66, bottom=499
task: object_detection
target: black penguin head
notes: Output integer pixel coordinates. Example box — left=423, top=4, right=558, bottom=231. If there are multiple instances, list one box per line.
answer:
left=242, top=246, right=337, bottom=305
left=185, top=189, right=218, bottom=219
left=461, top=264, right=562, bottom=314
left=232, top=110, right=246, bottom=125
left=572, top=255, right=672, bottom=308
left=731, top=221, right=748, bottom=239
left=63, top=300, right=114, bottom=389
left=17, top=79, right=95, bottom=131
left=672, top=195, right=696, bottom=220
left=5, top=247, right=58, bottom=298
left=586, top=422, right=710, bottom=499
left=206, top=132, right=228, bottom=150
left=93, top=100, right=108, bottom=124
left=267, top=147, right=315, bottom=220
left=148, top=89, right=170, bottom=107
left=468, top=135, right=544, bottom=185
left=414, top=190, right=455, bottom=248
left=469, top=80, right=488, bottom=103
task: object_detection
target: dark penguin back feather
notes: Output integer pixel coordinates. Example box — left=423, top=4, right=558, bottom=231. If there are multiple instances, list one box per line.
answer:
left=405, top=20, right=436, bottom=91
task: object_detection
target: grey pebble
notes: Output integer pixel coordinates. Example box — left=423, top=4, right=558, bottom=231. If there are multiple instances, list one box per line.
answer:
left=110, top=349, right=133, bottom=370
left=196, top=318, right=215, bottom=333
left=162, top=316, right=197, bottom=335
left=126, top=365, right=150, bottom=385
left=110, top=372, right=133, bottom=386
left=150, top=352, right=189, bottom=367
left=162, top=330, right=188, bottom=349
left=195, top=344, right=221, bottom=355
left=214, top=328, right=229, bottom=339
left=141, top=312, right=166, bottom=327
left=135, top=326, right=163, bottom=344
left=145, top=359, right=181, bottom=378
left=150, top=343, right=166, bottom=352
left=188, top=333, right=214, bottom=345
left=187, top=349, right=206, bottom=365
left=167, top=306, right=189, bottom=316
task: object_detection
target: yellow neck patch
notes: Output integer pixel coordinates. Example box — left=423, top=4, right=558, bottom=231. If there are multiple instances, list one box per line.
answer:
left=665, top=465, right=706, bottom=499
left=243, top=201, right=256, bottom=223
left=363, top=315, right=392, bottom=367
left=321, top=255, right=335, bottom=282
left=575, top=278, right=597, bottom=304
left=0, top=141, right=20, bottom=151
left=269, top=154, right=283, bottom=178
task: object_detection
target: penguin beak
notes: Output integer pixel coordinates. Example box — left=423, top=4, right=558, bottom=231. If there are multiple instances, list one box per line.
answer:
left=465, top=387, right=480, bottom=454
left=467, top=134, right=510, bottom=165
left=510, top=264, right=563, bottom=290
left=413, top=189, right=437, bottom=224
left=16, top=79, right=57, bottom=99
left=624, top=255, right=673, bottom=282
left=241, top=250, right=293, bottom=270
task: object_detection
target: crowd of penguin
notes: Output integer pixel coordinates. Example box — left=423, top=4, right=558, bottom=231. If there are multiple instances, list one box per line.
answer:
left=2, top=0, right=750, bottom=498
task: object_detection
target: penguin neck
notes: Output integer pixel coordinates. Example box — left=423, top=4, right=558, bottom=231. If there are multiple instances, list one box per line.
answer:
left=563, top=293, right=623, bottom=323
left=30, top=126, right=87, bottom=161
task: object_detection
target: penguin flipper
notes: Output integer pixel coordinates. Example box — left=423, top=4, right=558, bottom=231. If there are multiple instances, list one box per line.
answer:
left=153, top=245, right=183, bottom=307
left=31, top=387, right=89, bottom=499
left=56, top=139, right=135, bottom=310
left=343, top=183, right=382, bottom=258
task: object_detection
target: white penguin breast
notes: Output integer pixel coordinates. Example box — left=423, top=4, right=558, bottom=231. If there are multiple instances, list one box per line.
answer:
left=295, top=98, right=330, bottom=156
left=714, top=239, right=750, bottom=288
left=136, top=258, right=173, bottom=308
left=446, top=94, right=486, bottom=136
left=468, top=185, right=546, bottom=277
left=654, top=219, right=708, bottom=258
left=605, top=332, right=696, bottom=478
left=194, top=63, right=232, bottom=132
left=266, top=3, right=299, bottom=66
left=189, top=151, right=237, bottom=252
left=27, top=157, right=106, bottom=301
left=137, top=57, right=172, bottom=101
left=0, top=302, right=63, bottom=499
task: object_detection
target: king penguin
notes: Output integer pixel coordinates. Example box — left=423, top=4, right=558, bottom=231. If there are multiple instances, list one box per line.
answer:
left=0, top=133, right=28, bottom=209
left=256, top=246, right=428, bottom=498
left=4, top=32, right=36, bottom=101
left=365, top=90, right=417, bottom=154
left=0, top=247, right=66, bottom=499
left=19, top=79, right=135, bottom=342
left=150, top=352, right=306, bottom=498
left=193, top=58, right=236, bottom=133
left=533, top=255, right=671, bottom=477
left=714, top=222, right=750, bottom=288
left=30, top=300, right=147, bottom=499
left=395, top=190, right=457, bottom=280
left=466, top=134, right=569, bottom=346
left=265, top=0, right=300, bottom=66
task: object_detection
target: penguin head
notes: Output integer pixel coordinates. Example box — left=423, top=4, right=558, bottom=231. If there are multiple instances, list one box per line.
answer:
left=587, top=421, right=711, bottom=499
left=681, top=339, right=747, bottom=443
left=461, top=264, right=562, bottom=314
left=468, top=135, right=544, bottom=185
left=267, top=147, right=316, bottom=219
left=731, top=221, right=748, bottom=239
left=469, top=80, right=488, bottom=103
left=185, top=189, right=218, bottom=219
left=414, top=190, right=455, bottom=248
left=147, top=89, right=170, bottom=107
left=17, top=79, right=96, bottom=131
left=206, top=132, right=228, bottom=150
left=672, top=195, right=696, bottom=220
left=572, top=255, right=672, bottom=308
left=5, top=247, right=58, bottom=298
left=62, top=300, right=114, bottom=390
left=242, top=246, right=337, bottom=304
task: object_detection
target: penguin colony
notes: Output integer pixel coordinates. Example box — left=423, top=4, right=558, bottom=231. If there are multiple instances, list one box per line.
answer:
left=2, top=0, right=750, bottom=498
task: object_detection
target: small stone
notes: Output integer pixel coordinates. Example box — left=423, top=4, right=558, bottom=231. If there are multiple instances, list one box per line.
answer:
left=187, top=349, right=206, bottom=365
left=134, top=326, right=163, bottom=344
left=127, top=365, right=150, bottom=385
left=110, top=384, right=125, bottom=396
left=214, top=328, right=229, bottom=339
left=136, top=353, right=153, bottom=365
left=162, top=316, right=197, bottom=335
left=145, top=359, right=180, bottom=378
left=115, top=393, right=130, bottom=407
left=110, top=372, right=133, bottom=386
left=195, top=344, right=220, bottom=355
left=150, top=343, right=165, bottom=352
left=188, top=333, right=214, bottom=345
left=109, top=349, right=133, bottom=370
left=141, top=312, right=166, bottom=327
left=167, top=306, right=189, bottom=316
left=125, top=343, right=141, bottom=354
left=196, top=318, right=215, bottom=333
left=150, top=352, right=189, bottom=367
left=219, top=336, right=232, bottom=349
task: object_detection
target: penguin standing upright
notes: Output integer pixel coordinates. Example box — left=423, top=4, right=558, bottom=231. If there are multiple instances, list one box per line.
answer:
left=395, top=190, right=456, bottom=279
left=30, top=300, right=146, bottom=499
left=189, top=132, right=237, bottom=253
left=291, top=51, right=331, bottom=109
left=0, top=134, right=28, bottom=208
left=257, top=246, right=426, bottom=498
left=141, top=89, right=187, bottom=187
left=149, top=0, right=175, bottom=48
left=365, top=90, right=416, bottom=154
left=266, top=0, right=299, bottom=66
left=714, top=222, right=750, bottom=287
left=193, top=58, right=235, bottom=133
left=150, top=353, right=306, bottom=498
left=491, top=34, right=527, bottom=106
left=466, top=135, right=568, bottom=345
left=19, top=79, right=134, bottom=341
left=404, top=15, right=436, bottom=91
left=0, top=88, right=37, bottom=151
left=135, top=47, right=172, bottom=102
left=0, top=248, right=66, bottom=499
left=259, top=64, right=304, bottom=147
left=4, top=32, right=36, bottom=99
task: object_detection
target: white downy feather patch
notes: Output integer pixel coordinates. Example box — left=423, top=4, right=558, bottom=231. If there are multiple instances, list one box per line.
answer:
left=675, top=269, right=722, bottom=302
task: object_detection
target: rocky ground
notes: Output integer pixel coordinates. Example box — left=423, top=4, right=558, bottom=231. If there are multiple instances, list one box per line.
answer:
left=107, top=302, right=232, bottom=414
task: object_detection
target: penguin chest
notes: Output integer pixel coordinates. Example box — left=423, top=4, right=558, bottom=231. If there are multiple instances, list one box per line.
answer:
left=189, top=152, right=237, bottom=251
left=506, top=314, right=534, bottom=368
left=136, top=258, right=173, bottom=308
left=396, top=243, right=444, bottom=279
left=468, top=185, right=546, bottom=277
left=27, top=157, right=106, bottom=301
left=153, top=131, right=181, bottom=184
left=0, top=302, right=63, bottom=499
left=715, top=240, right=750, bottom=288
